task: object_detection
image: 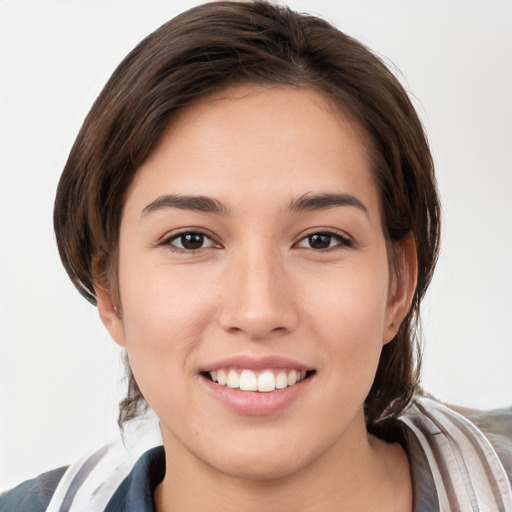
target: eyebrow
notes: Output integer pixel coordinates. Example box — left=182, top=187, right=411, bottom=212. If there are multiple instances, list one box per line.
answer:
left=142, top=194, right=230, bottom=216
left=141, top=192, right=368, bottom=217
left=288, top=193, right=368, bottom=215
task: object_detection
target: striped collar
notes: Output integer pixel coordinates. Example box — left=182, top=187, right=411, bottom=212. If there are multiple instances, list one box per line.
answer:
left=45, top=397, right=512, bottom=511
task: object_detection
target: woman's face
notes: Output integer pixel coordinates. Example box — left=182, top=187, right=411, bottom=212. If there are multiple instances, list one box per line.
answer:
left=98, top=86, right=412, bottom=479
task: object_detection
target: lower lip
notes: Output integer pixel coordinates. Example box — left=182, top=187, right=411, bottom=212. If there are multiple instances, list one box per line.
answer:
left=200, top=375, right=312, bottom=415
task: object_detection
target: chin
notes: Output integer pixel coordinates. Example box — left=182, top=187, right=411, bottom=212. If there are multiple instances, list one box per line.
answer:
left=199, top=434, right=322, bottom=482
left=212, top=452, right=310, bottom=482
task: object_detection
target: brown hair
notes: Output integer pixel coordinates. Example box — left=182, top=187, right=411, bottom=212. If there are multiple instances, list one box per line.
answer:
left=54, top=1, right=440, bottom=431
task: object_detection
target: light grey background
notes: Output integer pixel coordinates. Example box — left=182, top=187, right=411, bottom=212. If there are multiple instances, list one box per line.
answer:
left=1, top=0, right=511, bottom=491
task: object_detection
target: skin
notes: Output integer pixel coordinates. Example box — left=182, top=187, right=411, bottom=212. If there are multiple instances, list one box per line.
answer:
left=96, top=86, right=417, bottom=511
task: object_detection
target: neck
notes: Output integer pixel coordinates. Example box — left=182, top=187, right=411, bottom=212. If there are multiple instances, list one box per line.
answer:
left=154, top=414, right=412, bottom=512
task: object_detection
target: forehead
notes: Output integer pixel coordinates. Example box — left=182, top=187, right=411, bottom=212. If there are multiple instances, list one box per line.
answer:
left=125, top=85, right=379, bottom=218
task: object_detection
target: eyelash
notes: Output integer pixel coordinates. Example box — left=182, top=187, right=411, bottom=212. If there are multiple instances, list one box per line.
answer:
left=294, top=230, right=354, bottom=251
left=158, top=229, right=353, bottom=253
left=158, top=230, right=219, bottom=253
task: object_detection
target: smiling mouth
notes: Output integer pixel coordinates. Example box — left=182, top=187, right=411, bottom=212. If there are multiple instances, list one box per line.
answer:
left=201, top=368, right=316, bottom=393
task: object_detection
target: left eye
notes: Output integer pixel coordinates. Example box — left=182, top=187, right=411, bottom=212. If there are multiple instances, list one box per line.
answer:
left=167, top=232, right=215, bottom=251
left=296, top=232, right=350, bottom=250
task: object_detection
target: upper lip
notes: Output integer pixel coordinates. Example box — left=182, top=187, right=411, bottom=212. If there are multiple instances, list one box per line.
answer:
left=200, top=354, right=313, bottom=372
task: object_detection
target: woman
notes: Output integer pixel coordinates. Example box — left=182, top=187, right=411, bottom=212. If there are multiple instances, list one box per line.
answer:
left=1, top=2, right=511, bottom=511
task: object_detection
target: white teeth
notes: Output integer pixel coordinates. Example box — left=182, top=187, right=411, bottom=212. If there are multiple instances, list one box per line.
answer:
left=207, top=368, right=310, bottom=392
left=275, top=371, right=288, bottom=389
left=239, top=369, right=258, bottom=391
left=257, top=370, right=276, bottom=392
left=227, top=369, right=239, bottom=389
left=287, top=370, right=298, bottom=386
left=217, top=369, right=227, bottom=385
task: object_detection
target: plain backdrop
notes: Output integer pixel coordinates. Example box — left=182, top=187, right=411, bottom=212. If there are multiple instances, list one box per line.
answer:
left=1, top=0, right=511, bottom=491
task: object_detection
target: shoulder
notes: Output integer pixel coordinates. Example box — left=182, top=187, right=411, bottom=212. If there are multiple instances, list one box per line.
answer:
left=0, top=445, right=165, bottom=512
left=448, top=401, right=512, bottom=482
left=399, top=395, right=512, bottom=511
left=0, top=415, right=164, bottom=512
left=0, top=466, right=67, bottom=512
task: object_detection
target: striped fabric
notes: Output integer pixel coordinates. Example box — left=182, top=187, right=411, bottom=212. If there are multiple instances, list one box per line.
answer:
left=399, top=397, right=512, bottom=511
left=43, top=397, right=511, bottom=511
left=45, top=416, right=162, bottom=512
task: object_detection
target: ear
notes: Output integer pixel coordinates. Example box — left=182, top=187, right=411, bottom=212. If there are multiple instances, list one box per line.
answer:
left=383, top=232, right=418, bottom=344
left=94, top=276, right=127, bottom=348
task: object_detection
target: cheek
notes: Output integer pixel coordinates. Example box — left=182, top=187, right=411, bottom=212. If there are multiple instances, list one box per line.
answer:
left=300, top=254, right=390, bottom=338
left=297, top=254, right=390, bottom=382
left=119, top=251, right=216, bottom=339
left=116, top=257, right=218, bottom=401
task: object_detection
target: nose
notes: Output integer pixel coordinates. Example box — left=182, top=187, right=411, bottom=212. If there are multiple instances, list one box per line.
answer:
left=218, top=247, right=299, bottom=340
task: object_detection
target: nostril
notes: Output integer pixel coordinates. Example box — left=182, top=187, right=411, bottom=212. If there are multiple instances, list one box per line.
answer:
left=270, top=326, right=288, bottom=334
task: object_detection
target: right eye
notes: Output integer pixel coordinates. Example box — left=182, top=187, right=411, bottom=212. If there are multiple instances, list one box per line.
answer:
left=164, top=232, right=216, bottom=251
